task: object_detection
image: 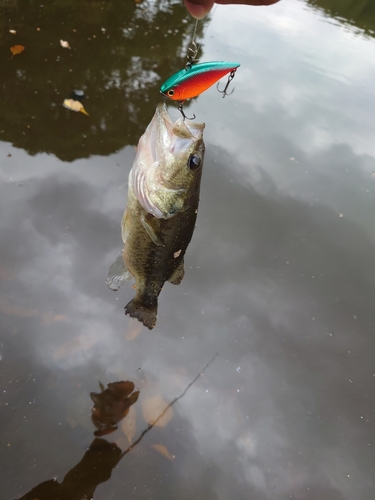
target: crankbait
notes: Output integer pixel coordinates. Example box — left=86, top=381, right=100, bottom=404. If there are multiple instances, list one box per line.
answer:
left=160, top=61, right=240, bottom=102
left=160, top=19, right=240, bottom=120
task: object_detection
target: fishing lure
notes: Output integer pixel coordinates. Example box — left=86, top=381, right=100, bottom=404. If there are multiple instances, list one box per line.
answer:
left=160, top=61, right=240, bottom=102
left=160, top=14, right=241, bottom=120
left=160, top=60, right=240, bottom=119
left=160, top=19, right=240, bottom=120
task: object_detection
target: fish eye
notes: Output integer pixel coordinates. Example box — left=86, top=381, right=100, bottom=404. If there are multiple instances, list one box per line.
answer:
left=188, top=154, right=201, bottom=170
left=167, top=89, right=174, bottom=97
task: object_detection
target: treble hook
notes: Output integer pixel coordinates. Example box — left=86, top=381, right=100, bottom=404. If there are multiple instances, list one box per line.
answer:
left=217, top=69, right=237, bottom=98
left=178, top=100, right=196, bottom=121
left=185, top=41, right=198, bottom=70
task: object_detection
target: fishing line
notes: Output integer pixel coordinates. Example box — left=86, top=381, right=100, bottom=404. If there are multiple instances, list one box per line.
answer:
left=160, top=6, right=239, bottom=119
left=191, top=17, right=199, bottom=47
left=193, top=5, right=218, bottom=62
left=119, top=353, right=219, bottom=459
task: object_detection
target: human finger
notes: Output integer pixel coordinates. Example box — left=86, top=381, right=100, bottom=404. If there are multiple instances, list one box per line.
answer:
left=184, top=0, right=215, bottom=19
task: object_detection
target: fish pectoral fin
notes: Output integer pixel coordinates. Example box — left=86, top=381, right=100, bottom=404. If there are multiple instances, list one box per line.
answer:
left=164, top=194, right=185, bottom=219
left=106, top=251, right=132, bottom=291
left=140, top=214, right=164, bottom=246
left=168, top=258, right=185, bottom=285
left=121, top=208, right=129, bottom=243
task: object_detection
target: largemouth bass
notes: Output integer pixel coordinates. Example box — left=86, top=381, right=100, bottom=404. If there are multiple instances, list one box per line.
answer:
left=107, top=103, right=205, bottom=330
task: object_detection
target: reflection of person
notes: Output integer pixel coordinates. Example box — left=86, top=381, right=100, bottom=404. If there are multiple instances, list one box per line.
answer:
left=18, top=382, right=138, bottom=500
left=18, top=439, right=123, bottom=500
left=184, top=0, right=281, bottom=19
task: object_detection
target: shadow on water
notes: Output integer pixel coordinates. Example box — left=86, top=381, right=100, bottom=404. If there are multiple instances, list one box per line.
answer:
left=17, top=357, right=217, bottom=500
left=0, top=0, right=204, bottom=161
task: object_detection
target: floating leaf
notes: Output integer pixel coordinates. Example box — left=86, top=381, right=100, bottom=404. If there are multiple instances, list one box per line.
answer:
left=121, top=405, right=137, bottom=444
left=126, top=318, right=143, bottom=340
left=63, top=98, right=89, bottom=116
left=10, top=45, right=25, bottom=59
left=151, top=443, right=175, bottom=461
left=53, top=334, right=99, bottom=360
left=90, top=381, right=139, bottom=435
left=94, top=426, right=117, bottom=437
left=60, top=39, right=70, bottom=49
left=9, top=30, right=17, bottom=35
left=41, top=312, right=66, bottom=325
left=0, top=298, right=37, bottom=318
left=142, top=395, right=173, bottom=428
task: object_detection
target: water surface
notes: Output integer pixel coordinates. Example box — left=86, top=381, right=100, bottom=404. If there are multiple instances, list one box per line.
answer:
left=1, top=1, right=375, bottom=499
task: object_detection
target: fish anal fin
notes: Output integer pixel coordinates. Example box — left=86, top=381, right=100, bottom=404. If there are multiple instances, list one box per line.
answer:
left=168, top=258, right=185, bottom=285
left=106, top=252, right=132, bottom=291
left=125, top=297, right=158, bottom=330
left=140, top=214, right=164, bottom=246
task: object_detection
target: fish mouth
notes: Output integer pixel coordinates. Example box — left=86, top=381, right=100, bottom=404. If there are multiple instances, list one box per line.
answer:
left=147, top=103, right=205, bottom=163
left=130, top=103, right=205, bottom=218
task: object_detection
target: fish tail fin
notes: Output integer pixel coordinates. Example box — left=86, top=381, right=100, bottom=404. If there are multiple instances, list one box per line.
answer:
left=125, top=297, right=158, bottom=330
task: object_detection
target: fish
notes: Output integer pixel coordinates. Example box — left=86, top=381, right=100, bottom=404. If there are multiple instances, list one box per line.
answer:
left=160, top=61, right=240, bottom=101
left=107, top=103, right=205, bottom=330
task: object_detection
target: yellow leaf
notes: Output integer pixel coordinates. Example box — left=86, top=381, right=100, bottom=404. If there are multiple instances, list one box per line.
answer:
left=0, top=298, right=37, bottom=318
left=142, top=396, right=173, bottom=428
left=79, top=107, right=89, bottom=116
left=151, top=443, right=175, bottom=461
left=126, top=318, right=143, bottom=340
left=53, top=334, right=99, bottom=360
left=60, top=39, right=70, bottom=49
left=10, top=45, right=25, bottom=58
left=63, top=99, right=89, bottom=116
left=41, top=312, right=66, bottom=325
left=121, top=405, right=137, bottom=445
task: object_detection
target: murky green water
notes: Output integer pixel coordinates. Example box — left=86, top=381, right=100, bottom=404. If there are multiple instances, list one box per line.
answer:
left=1, top=1, right=375, bottom=499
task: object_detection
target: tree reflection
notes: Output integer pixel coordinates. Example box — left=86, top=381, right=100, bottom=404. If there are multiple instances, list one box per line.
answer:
left=2, top=0, right=374, bottom=162
left=0, top=0, right=205, bottom=161
left=308, top=0, right=375, bottom=34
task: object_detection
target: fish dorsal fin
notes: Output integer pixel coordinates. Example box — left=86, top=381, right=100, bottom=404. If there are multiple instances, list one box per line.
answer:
left=168, top=258, right=185, bottom=285
left=140, top=215, right=165, bottom=246
left=106, top=251, right=132, bottom=291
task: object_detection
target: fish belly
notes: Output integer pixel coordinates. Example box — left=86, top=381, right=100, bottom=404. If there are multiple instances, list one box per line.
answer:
left=123, top=188, right=199, bottom=329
